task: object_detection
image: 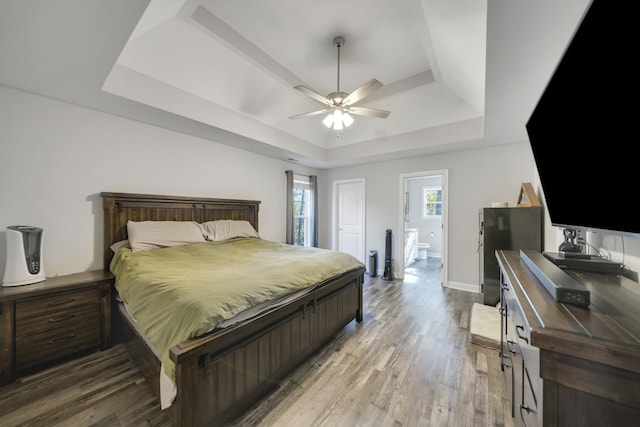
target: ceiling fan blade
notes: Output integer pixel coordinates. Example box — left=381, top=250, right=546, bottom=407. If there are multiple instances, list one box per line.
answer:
left=342, top=79, right=383, bottom=106
left=347, top=106, right=390, bottom=119
left=293, top=85, right=333, bottom=106
left=289, top=108, right=332, bottom=120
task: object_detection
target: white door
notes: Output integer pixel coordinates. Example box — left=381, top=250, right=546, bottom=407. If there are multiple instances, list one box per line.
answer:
left=335, top=179, right=365, bottom=263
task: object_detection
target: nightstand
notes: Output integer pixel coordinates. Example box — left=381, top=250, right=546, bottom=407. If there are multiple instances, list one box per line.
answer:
left=0, top=270, right=113, bottom=385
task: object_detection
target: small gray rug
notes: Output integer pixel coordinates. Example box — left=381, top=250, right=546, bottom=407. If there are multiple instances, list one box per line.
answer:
left=469, top=302, right=501, bottom=350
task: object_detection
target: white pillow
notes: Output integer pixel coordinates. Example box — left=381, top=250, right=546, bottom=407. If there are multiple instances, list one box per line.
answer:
left=127, top=221, right=206, bottom=252
left=110, top=239, right=130, bottom=253
left=199, top=220, right=259, bottom=242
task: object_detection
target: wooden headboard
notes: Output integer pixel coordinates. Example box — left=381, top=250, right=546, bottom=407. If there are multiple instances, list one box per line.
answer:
left=101, top=192, right=260, bottom=269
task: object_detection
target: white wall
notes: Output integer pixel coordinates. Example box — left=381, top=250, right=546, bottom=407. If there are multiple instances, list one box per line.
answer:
left=4, top=85, right=638, bottom=289
left=319, top=142, right=540, bottom=291
left=0, top=85, right=317, bottom=277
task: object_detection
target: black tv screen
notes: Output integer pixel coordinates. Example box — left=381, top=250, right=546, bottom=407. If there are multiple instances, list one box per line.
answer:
left=526, top=0, right=637, bottom=238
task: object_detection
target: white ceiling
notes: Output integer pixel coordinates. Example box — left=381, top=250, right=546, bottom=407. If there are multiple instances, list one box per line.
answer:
left=0, top=0, right=591, bottom=169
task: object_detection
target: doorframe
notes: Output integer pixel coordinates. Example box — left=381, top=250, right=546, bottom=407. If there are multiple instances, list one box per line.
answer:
left=332, top=178, right=366, bottom=263
left=397, top=170, right=448, bottom=287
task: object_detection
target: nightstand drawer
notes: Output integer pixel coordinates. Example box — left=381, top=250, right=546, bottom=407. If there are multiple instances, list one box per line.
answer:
left=15, top=288, right=99, bottom=319
left=15, top=317, right=101, bottom=370
left=16, top=304, right=98, bottom=337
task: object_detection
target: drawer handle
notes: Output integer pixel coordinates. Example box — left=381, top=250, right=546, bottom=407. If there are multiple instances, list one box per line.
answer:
left=500, top=353, right=511, bottom=370
left=48, top=313, right=76, bottom=323
left=520, top=403, right=534, bottom=414
left=48, top=298, right=75, bottom=306
left=520, top=403, right=535, bottom=426
left=516, top=325, right=529, bottom=343
left=48, top=334, right=76, bottom=345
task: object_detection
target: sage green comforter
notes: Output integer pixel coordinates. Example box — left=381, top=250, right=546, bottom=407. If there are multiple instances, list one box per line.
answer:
left=110, top=238, right=363, bottom=383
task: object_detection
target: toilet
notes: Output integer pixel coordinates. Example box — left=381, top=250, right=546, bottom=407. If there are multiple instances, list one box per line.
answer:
left=417, top=242, right=430, bottom=260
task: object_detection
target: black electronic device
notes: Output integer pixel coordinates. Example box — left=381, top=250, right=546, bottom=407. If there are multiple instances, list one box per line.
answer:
left=382, top=229, right=393, bottom=281
left=526, top=1, right=637, bottom=240
left=558, top=251, right=591, bottom=260
left=521, top=250, right=590, bottom=307
left=542, top=251, right=624, bottom=274
left=558, top=228, right=581, bottom=253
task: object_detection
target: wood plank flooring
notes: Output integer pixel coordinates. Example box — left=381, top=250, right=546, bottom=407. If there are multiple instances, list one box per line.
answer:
left=0, top=259, right=513, bottom=426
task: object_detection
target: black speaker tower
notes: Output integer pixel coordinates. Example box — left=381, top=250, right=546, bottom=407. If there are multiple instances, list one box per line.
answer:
left=382, top=229, right=394, bottom=281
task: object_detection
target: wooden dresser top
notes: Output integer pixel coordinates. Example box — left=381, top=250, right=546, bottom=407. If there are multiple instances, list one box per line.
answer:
left=497, top=249, right=640, bottom=374
left=0, top=270, right=114, bottom=302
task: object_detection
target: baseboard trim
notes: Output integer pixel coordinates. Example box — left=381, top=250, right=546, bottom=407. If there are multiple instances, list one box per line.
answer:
left=447, top=281, right=479, bottom=293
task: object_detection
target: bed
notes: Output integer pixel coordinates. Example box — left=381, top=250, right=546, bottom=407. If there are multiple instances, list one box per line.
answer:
left=101, top=192, right=365, bottom=427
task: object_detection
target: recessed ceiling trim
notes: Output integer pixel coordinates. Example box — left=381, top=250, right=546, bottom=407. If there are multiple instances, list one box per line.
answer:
left=189, top=5, right=304, bottom=88
left=357, top=70, right=436, bottom=104
left=103, top=62, right=328, bottom=160
left=190, top=5, right=438, bottom=103
left=326, top=116, right=484, bottom=164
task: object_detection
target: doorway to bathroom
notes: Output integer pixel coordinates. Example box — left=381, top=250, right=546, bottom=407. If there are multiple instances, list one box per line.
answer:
left=399, top=170, right=448, bottom=287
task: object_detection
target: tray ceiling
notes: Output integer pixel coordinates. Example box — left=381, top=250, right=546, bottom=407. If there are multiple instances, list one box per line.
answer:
left=0, top=0, right=591, bottom=168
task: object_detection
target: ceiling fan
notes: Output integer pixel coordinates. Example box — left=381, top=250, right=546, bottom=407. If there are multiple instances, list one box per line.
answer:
left=289, top=36, right=390, bottom=133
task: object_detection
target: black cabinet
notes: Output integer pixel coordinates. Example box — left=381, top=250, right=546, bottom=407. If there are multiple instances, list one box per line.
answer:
left=479, top=207, right=543, bottom=305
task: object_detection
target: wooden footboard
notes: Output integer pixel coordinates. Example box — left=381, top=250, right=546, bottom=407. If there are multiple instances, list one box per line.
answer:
left=171, top=268, right=363, bottom=426
left=115, top=268, right=364, bottom=427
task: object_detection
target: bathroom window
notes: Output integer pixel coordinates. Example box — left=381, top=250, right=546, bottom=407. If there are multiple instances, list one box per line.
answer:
left=422, top=186, right=442, bottom=219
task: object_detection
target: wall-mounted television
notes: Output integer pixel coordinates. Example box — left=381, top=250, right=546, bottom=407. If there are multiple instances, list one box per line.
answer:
left=526, top=0, right=637, bottom=239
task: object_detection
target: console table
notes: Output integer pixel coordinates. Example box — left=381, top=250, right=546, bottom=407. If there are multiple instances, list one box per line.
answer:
left=496, top=250, right=640, bottom=426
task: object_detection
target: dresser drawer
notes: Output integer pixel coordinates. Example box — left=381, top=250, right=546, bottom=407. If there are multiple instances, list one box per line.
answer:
left=16, top=304, right=99, bottom=337
left=522, top=364, right=541, bottom=426
left=15, top=288, right=99, bottom=319
left=15, top=316, right=101, bottom=370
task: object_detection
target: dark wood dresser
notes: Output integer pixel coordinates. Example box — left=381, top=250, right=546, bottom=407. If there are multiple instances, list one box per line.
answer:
left=0, top=270, right=113, bottom=385
left=496, top=249, right=640, bottom=427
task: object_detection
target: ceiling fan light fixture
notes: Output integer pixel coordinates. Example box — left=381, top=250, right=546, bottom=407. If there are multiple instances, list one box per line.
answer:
left=289, top=35, right=390, bottom=132
left=333, top=110, right=344, bottom=131
left=323, top=109, right=353, bottom=131
left=322, top=113, right=334, bottom=128
left=342, top=112, right=354, bottom=127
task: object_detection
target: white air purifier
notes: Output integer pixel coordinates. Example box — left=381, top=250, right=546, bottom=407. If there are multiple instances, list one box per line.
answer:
left=2, top=225, right=45, bottom=286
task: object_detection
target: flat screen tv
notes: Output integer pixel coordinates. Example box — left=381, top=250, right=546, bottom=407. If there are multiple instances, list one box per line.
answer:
left=526, top=0, right=637, bottom=239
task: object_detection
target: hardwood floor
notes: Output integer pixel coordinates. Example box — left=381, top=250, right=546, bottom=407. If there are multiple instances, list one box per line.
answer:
left=0, top=259, right=513, bottom=427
